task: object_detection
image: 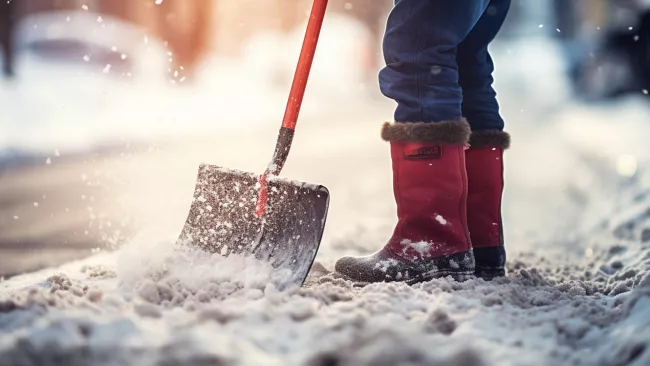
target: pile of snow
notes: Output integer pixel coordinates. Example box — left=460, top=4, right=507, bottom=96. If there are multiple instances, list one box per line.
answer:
left=0, top=11, right=373, bottom=162
left=2, top=224, right=650, bottom=365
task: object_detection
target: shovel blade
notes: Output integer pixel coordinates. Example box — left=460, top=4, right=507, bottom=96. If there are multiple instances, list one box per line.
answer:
left=177, top=164, right=329, bottom=288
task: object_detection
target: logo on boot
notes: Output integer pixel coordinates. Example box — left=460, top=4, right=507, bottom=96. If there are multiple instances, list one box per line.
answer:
left=404, top=146, right=442, bottom=159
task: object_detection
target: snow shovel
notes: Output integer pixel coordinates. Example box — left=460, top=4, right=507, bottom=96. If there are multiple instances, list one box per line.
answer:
left=177, top=0, right=330, bottom=288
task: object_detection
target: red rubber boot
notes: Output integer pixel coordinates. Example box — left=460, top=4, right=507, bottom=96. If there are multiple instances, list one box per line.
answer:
left=335, top=120, right=475, bottom=283
left=466, top=131, right=510, bottom=280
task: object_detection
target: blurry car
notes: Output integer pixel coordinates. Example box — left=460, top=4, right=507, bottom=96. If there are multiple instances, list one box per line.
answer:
left=554, top=0, right=650, bottom=100
left=15, top=10, right=169, bottom=80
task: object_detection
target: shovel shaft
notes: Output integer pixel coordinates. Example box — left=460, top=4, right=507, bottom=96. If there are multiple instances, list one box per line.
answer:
left=256, top=0, right=328, bottom=217
left=281, top=0, right=328, bottom=131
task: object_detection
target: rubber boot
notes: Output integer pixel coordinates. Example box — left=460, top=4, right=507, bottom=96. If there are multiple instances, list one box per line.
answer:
left=466, top=131, right=510, bottom=280
left=335, top=120, right=475, bottom=283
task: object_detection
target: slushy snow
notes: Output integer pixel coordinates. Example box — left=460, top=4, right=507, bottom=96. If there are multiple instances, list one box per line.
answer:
left=4, top=112, right=650, bottom=365
left=2, top=223, right=650, bottom=365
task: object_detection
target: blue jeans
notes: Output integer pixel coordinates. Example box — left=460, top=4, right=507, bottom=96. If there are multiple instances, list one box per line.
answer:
left=379, top=0, right=511, bottom=131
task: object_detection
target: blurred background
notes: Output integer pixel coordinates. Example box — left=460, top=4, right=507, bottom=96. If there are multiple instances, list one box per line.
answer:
left=2, top=0, right=650, bottom=278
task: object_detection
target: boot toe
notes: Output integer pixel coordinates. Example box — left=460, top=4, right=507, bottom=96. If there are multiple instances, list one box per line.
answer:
left=334, top=255, right=382, bottom=283
left=334, top=251, right=422, bottom=283
left=335, top=250, right=476, bottom=284
left=333, top=256, right=355, bottom=274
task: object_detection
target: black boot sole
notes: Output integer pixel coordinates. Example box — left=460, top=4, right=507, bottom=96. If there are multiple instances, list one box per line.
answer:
left=336, top=250, right=476, bottom=284
left=475, top=267, right=506, bottom=281
left=405, top=269, right=475, bottom=285
left=474, top=247, right=506, bottom=280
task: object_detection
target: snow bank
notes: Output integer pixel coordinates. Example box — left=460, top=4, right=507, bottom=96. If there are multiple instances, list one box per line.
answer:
left=0, top=11, right=373, bottom=163
left=2, top=208, right=650, bottom=366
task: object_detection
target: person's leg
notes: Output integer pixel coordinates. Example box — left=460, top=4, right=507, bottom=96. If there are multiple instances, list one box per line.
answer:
left=457, top=0, right=510, bottom=131
left=336, top=1, right=493, bottom=283
left=457, top=0, right=511, bottom=279
left=379, top=0, right=491, bottom=123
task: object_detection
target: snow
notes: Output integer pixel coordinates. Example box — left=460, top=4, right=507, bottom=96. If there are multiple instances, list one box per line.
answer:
left=3, top=126, right=650, bottom=365
left=401, top=240, right=434, bottom=258
left=435, top=215, right=448, bottom=226
left=3, top=12, right=650, bottom=366
left=3, top=232, right=650, bottom=365
left=373, top=259, right=400, bottom=273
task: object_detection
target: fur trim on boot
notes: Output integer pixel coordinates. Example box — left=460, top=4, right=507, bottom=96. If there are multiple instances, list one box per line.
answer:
left=381, top=119, right=471, bottom=144
left=468, top=130, right=511, bottom=149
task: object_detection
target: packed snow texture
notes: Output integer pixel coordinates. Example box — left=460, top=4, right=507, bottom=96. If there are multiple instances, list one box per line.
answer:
left=4, top=12, right=650, bottom=366
left=2, top=226, right=650, bottom=366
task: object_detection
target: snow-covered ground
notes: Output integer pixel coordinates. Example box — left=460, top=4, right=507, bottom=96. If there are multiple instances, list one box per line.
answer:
left=3, top=12, right=650, bottom=366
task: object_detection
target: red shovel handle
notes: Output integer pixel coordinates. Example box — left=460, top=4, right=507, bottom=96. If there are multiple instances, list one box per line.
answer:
left=256, top=0, right=328, bottom=218
left=282, top=0, right=328, bottom=131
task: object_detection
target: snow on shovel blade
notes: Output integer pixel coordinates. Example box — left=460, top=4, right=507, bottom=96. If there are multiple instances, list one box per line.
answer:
left=177, top=164, right=329, bottom=288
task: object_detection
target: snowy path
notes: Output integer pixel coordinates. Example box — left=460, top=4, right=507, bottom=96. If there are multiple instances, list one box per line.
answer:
left=3, top=94, right=650, bottom=365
